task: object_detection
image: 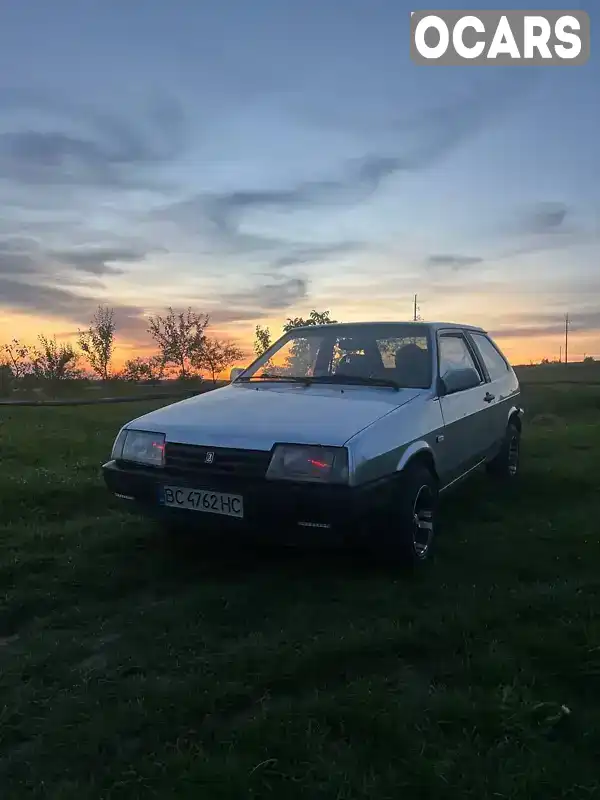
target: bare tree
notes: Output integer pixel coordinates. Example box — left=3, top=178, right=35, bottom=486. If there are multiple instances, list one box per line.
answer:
left=31, top=335, right=80, bottom=381
left=1, top=339, right=31, bottom=379
left=192, top=337, right=243, bottom=386
left=147, top=307, right=209, bottom=378
left=77, top=305, right=116, bottom=380
left=254, top=325, right=272, bottom=358
left=123, top=355, right=166, bottom=383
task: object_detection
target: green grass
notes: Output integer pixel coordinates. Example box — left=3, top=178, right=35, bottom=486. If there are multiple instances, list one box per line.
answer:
left=1, top=388, right=599, bottom=799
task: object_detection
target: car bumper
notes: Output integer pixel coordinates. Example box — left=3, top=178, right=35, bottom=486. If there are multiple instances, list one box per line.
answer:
left=102, top=460, right=393, bottom=544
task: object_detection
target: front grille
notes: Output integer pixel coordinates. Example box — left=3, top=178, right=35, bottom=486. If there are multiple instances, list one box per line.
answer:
left=164, top=443, right=271, bottom=480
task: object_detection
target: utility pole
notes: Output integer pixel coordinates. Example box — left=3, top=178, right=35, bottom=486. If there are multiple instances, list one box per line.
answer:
left=564, top=313, right=570, bottom=365
left=559, top=345, right=562, bottom=363
left=413, top=294, right=423, bottom=321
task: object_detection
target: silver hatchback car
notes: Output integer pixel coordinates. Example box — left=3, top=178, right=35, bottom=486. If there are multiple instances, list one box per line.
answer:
left=103, top=321, right=523, bottom=567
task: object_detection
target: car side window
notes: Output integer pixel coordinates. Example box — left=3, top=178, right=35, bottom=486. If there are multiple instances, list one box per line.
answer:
left=438, top=334, right=482, bottom=382
left=470, top=333, right=509, bottom=381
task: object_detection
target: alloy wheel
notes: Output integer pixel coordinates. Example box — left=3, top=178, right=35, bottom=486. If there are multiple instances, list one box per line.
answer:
left=412, top=484, right=435, bottom=558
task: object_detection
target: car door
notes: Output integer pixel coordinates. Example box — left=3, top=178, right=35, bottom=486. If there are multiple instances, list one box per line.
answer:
left=436, top=330, right=489, bottom=484
left=467, top=331, right=517, bottom=456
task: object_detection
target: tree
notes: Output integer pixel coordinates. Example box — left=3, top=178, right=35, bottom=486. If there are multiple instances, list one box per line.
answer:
left=0, top=364, right=13, bottom=397
left=147, top=307, right=209, bottom=378
left=282, top=309, right=337, bottom=332
left=1, top=339, right=31, bottom=379
left=281, top=309, right=338, bottom=375
left=77, top=305, right=116, bottom=380
left=254, top=325, right=272, bottom=358
left=122, top=355, right=166, bottom=383
left=30, top=335, right=80, bottom=381
left=583, top=355, right=595, bottom=363
left=192, top=337, right=244, bottom=386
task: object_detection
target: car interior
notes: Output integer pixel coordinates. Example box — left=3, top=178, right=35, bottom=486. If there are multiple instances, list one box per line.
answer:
left=323, top=335, right=432, bottom=388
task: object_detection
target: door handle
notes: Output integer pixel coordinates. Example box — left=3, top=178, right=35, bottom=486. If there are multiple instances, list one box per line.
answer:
left=484, top=391, right=495, bottom=403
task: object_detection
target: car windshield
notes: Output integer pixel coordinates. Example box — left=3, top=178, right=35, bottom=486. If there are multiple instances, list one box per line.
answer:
left=238, top=323, right=432, bottom=389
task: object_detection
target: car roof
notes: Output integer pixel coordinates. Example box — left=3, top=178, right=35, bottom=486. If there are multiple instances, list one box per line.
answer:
left=290, top=320, right=487, bottom=334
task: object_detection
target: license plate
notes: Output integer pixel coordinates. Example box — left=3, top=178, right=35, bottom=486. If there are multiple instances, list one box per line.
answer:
left=161, top=486, right=244, bottom=518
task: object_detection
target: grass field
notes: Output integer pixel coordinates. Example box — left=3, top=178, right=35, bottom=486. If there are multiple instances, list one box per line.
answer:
left=515, top=361, right=600, bottom=385
left=1, top=384, right=599, bottom=798
left=2, top=361, right=598, bottom=406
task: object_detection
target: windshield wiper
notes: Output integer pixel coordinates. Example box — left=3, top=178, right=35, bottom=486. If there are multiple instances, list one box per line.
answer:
left=237, top=374, right=310, bottom=383
left=237, top=373, right=401, bottom=390
left=307, top=374, right=401, bottom=390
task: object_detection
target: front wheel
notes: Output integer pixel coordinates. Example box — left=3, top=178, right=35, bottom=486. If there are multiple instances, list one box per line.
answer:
left=373, top=462, right=439, bottom=569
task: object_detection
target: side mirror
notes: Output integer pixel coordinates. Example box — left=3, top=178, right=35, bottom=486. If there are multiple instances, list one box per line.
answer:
left=230, top=367, right=244, bottom=382
left=440, top=366, right=480, bottom=395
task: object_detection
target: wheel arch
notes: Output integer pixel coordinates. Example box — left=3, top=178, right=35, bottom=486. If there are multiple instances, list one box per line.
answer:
left=507, top=405, right=523, bottom=432
left=396, top=441, right=439, bottom=482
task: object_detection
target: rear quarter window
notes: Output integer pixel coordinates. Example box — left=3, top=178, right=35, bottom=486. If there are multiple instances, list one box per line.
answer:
left=471, top=333, right=510, bottom=381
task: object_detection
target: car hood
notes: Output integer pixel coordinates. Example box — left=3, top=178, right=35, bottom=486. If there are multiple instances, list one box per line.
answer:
left=126, top=383, right=424, bottom=450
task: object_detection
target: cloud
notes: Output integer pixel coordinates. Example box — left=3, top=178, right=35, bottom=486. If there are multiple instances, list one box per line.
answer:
left=135, top=279, right=310, bottom=331
left=153, top=75, right=533, bottom=252
left=0, top=274, right=148, bottom=334
left=405, top=200, right=589, bottom=277
left=0, top=267, right=298, bottom=342
left=271, top=242, right=365, bottom=269
left=220, top=277, right=308, bottom=312
left=48, top=246, right=148, bottom=276
left=519, top=201, right=569, bottom=236
left=149, top=194, right=367, bottom=275
left=0, top=234, right=156, bottom=337
left=0, top=220, right=309, bottom=337
left=0, top=77, right=538, bottom=344
left=426, top=254, right=484, bottom=270
left=149, top=194, right=285, bottom=254
left=0, top=235, right=152, bottom=281
left=0, top=87, right=186, bottom=189
left=208, top=84, right=527, bottom=222
left=198, top=156, right=408, bottom=230
left=0, top=251, right=38, bottom=276
left=0, top=238, right=41, bottom=276
left=496, top=203, right=600, bottom=263
left=256, top=277, right=308, bottom=309
left=490, top=309, right=600, bottom=339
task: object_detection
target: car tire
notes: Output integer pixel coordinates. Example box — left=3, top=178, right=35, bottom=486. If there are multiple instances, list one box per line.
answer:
left=486, top=420, right=521, bottom=481
left=374, top=461, right=439, bottom=569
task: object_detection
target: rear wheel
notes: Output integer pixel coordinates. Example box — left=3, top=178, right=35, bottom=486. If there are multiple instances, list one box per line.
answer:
left=487, top=420, right=521, bottom=480
left=374, top=461, right=439, bottom=569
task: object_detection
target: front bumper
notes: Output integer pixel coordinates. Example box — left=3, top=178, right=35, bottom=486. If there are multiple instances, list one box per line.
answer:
left=102, top=459, right=393, bottom=543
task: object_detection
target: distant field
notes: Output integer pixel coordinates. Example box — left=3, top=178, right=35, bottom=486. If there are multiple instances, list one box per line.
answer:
left=2, top=379, right=228, bottom=404
left=2, top=360, right=599, bottom=406
left=1, top=385, right=599, bottom=798
left=516, top=361, right=600, bottom=384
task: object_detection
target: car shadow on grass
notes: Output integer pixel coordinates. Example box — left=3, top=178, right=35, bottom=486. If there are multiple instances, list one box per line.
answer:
left=150, top=526, right=381, bottom=579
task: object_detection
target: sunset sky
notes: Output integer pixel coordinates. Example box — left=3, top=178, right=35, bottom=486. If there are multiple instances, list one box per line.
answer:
left=0, top=0, right=599, bottom=368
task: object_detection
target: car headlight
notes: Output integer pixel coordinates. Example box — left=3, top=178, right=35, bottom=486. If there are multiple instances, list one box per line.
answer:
left=266, top=444, right=349, bottom=484
left=111, top=429, right=166, bottom=467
